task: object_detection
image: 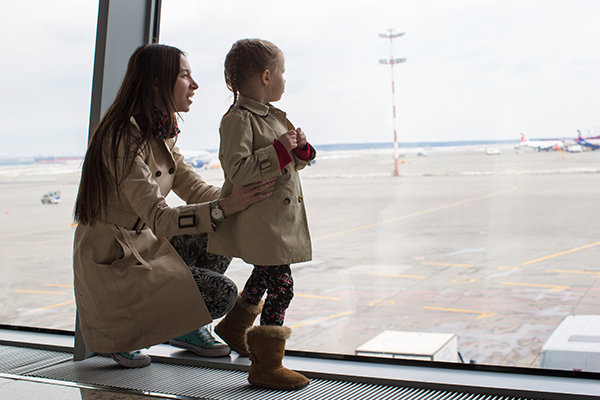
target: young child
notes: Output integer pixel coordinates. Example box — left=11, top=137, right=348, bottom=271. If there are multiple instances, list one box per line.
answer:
left=208, top=38, right=315, bottom=391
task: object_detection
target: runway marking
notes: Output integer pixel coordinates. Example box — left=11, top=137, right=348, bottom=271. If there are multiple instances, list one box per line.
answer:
left=0, top=228, right=69, bottom=239
left=422, top=262, right=473, bottom=267
left=290, top=310, right=354, bottom=329
left=15, top=290, right=66, bottom=295
left=312, top=187, right=517, bottom=242
left=502, top=282, right=569, bottom=293
left=43, top=283, right=73, bottom=288
left=547, top=269, right=600, bottom=277
left=423, top=306, right=496, bottom=320
left=295, top=294, right=341, bottom=301
left=369, top=300, right=395, bottom=307
left=522, top=241, right=600, bottom=265
left=498, top=266, right=519, bottom=271
left=452, top=278, right=475, bottom=284
left=29, top=301, right=74, bottom=313
left=374, top=272, right=426, bottom=280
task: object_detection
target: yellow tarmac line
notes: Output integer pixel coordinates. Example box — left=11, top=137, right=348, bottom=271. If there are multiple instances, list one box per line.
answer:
left=369, top=300, right=395, bottom=307
left=313, top=187, right=517, bottom=242
left=290, top=310, right=354, bottom=329
left=502, top=282, right=569, bottom=293
left=295, top=294, right=341, bottom=301
left=424, top=306, right=496, bottom=320
left=546, top=269, right=600, bottom=277
left=522, top=241, right=600, bottom=265
left=374, top=272, right=426, bottom=280
left=43, top=284, right=73, bottom=288
left=0, top=228, right=68, bottom=239
left=422, top=262, right=473, bottom=268
left=29, top=301, right=75, bottom=313
left=15, top=290, right=66, bottom=295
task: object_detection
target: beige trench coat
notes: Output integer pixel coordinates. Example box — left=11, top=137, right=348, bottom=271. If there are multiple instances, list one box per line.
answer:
left=73, top=117, right=219, bottom=353
left=208, top=96, right=316, bottom=265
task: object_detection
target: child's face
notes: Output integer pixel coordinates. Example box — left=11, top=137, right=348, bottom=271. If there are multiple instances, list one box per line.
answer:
left=267, top=56, right=286, bottom=103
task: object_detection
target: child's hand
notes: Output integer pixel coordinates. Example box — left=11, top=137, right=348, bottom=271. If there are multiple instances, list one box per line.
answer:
left=279, top=130, right=298, bottom=152
left=295, top=128, right=307, bottom=149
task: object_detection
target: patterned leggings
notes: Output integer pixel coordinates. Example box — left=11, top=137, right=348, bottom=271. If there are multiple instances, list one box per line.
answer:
left=170, top=233, right=237, bottom=319
left=240, top=265, right=294, bottom=326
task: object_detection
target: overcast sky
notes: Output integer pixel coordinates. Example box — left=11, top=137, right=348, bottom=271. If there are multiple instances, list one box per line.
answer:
left=2, top=0, right=599, bottom=157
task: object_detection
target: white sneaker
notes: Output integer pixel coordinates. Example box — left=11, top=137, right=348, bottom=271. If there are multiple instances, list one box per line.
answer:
left=110, top=350, right=151, bottom=368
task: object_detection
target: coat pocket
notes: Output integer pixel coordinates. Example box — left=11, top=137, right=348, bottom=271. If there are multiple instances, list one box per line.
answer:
left=114, top=225, right=171, bottom=270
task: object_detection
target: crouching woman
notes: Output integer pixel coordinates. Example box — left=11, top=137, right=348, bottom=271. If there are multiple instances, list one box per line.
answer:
left=73, top=43, right=274, bottom=367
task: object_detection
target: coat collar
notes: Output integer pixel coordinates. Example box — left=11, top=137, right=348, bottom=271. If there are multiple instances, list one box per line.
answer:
left=236, top=95, right=286, bottom=118
left=128, top=115, right=176, bottom=157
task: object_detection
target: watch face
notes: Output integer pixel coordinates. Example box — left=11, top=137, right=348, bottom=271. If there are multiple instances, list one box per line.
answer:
left=211, top=201, right=224, bottom=221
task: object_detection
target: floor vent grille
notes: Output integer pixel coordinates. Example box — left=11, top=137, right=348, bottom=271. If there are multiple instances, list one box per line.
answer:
left=0, top=344, right=547, bottom=400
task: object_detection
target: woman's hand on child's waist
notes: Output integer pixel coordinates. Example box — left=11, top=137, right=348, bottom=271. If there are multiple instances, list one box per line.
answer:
left=219, top=177, right=276, bottom=217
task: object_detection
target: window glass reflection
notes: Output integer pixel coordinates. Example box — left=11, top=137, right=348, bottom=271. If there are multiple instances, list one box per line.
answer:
left=160, top=1, right=600, bottom=371
left=0, top=1, right=97, bottom=331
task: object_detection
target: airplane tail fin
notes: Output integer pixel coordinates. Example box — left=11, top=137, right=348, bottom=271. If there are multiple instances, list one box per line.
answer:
left=520, top=133, right=527, bottom=143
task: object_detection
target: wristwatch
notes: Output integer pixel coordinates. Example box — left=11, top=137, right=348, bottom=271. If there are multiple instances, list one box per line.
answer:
left=209, top=199, right=225, bottom=228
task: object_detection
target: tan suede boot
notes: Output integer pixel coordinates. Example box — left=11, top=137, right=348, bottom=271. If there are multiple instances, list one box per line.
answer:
left=246, top=325, right=310, bottom=391
left=214, top=295, right=263, bottom=357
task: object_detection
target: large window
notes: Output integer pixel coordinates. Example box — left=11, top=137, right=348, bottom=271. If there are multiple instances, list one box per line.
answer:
left=3, top=0, right=599, bottom=376
left=0, top=1, right=97, bottom=331
left=161, top=0, right=600, bottom=370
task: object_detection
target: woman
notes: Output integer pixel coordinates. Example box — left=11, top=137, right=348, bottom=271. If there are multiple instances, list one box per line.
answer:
left=73, top=43, right=274, bottom=368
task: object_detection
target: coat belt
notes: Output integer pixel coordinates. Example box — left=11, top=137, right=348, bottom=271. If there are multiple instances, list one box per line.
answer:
left=101, top=207, right=146, bottom=231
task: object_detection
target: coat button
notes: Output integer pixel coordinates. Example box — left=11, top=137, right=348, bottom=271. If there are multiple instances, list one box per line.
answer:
left=282, top=168, right=287, bottom=175
left=168, top=167, right=174, bottom=174
left=298, top=196, right=303, bottom=202
left=155, top=170, right=162, bottom=177
left=284, top=198, right=291, bottom=205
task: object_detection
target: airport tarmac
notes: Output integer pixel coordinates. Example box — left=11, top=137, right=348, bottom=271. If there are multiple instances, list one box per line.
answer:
left=1, top=145, right=600, bottom=370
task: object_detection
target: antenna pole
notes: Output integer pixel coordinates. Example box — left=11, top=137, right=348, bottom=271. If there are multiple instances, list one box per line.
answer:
left=379, top=29, right=406, bottom=177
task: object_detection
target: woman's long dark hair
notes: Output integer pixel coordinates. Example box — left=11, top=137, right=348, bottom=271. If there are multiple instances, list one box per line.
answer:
left=74, top=44, right=183, bottom=225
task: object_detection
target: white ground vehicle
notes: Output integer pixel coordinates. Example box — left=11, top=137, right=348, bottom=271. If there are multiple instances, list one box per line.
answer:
left=41, top=191, right=61, bottom=204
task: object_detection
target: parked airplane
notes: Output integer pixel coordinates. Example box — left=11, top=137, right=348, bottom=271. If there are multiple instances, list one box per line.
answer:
left=576, top=130, right=600, bottom=151
left=183, top=149, right=219, bottom=169
left=517, top=133, right=564, bottom=151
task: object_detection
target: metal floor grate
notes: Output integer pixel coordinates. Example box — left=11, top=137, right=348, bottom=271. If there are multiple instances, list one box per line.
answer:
left=0, top=344, right=547, bottom=400
left=0, top=343, right=72, bottom=375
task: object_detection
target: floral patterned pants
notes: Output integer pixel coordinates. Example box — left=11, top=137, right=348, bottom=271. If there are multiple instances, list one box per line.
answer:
left=170, top=233, right=237, bottom=319
left=240, top=265, right=294, bottom=326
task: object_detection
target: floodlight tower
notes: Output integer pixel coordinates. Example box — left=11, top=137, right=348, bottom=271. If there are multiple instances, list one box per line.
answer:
left=379, top=29, right=406, bottom=177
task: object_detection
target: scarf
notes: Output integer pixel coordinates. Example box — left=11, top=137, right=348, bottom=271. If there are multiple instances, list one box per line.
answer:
left=152, top=106, right=180, bottom=140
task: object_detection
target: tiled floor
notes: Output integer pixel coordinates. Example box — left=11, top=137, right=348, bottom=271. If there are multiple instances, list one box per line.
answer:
left=0, top=376, right=162, bottom=400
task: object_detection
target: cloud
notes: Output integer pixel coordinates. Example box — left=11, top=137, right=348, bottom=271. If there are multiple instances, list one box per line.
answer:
left=1, top=0, right=600, bottom=156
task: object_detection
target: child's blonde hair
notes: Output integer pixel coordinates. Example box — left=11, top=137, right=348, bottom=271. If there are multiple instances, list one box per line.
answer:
left=224, top=39, right=282, bottom=104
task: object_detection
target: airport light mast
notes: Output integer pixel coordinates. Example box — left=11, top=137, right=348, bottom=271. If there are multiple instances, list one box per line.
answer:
left=379, top=29, right=406, bottom=177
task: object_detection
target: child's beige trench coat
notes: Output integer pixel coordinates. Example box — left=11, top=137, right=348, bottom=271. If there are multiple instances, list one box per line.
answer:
left=208, top=96, right=316, bottom=265
left=73, top=117, right=219, bottom=354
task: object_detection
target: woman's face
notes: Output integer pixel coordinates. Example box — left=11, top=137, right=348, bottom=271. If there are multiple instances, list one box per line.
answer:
left=172, top=55, right=199, bottom=113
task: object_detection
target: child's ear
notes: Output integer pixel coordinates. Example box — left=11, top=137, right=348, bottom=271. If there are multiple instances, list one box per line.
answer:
left=261, top=69, right=270, bottom=86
